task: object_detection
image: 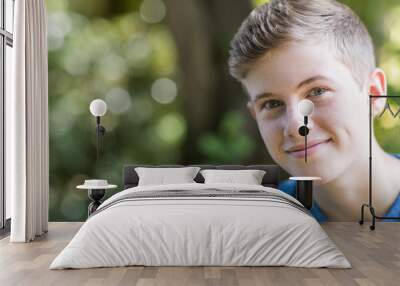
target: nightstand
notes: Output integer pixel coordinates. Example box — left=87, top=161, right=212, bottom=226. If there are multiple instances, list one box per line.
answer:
left=289, top=177, right=321, bottom=210
left=77, top=180, right=117, bottom=216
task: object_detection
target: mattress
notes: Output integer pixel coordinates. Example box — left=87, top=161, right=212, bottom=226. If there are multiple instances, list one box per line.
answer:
left=50, top=183, right=351, bottom=269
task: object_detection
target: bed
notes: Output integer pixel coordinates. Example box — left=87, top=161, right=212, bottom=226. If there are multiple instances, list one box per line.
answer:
left=50, top=165, right=350, bottom=269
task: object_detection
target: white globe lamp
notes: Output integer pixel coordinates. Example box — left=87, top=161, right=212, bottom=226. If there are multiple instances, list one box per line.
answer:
left=298, top=99, right=314, bottom=117
left=89, top=99, right=107, bottom=160
left=90, top=99, right=107, bottom=117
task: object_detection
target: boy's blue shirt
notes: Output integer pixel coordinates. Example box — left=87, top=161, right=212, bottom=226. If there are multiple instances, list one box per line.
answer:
left=277, top=154, right=400, bottom=222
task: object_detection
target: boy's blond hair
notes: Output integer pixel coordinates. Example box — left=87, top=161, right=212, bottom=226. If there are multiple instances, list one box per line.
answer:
left=229, top=0, right=376, bottom=88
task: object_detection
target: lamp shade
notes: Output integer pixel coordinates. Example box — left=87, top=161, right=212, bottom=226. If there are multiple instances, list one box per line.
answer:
left=298, top=99, right=314, bottom=116
left=90, top=99, right=107, bottom=117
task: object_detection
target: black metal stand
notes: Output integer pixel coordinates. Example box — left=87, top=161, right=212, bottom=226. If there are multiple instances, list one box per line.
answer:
left=96, top=116, right=106, bottom=161
left=88, top=189, right=106, bottom=216
left=305, top=130, right=307, bottom=162
left=359, top=95, right=400, bottom=230
left=298, top=116, right=310, bottom=163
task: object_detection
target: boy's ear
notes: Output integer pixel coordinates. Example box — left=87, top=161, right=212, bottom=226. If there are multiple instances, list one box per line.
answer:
left=369, top=68, right=387, bottom=96
left=368, top=68, right=387, bottom=115
left=247, top=101, right=257, bottom=120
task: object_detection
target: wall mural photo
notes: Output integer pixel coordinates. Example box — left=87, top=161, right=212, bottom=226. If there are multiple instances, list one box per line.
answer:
left=47, top=0, right=400, bottom=222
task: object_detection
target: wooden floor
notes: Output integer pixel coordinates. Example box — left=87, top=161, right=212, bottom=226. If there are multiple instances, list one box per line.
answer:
left=0, top=222, right=399, bottom=286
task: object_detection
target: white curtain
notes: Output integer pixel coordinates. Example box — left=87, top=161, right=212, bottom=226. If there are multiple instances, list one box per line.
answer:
left=8, top=0, right=49, bottom=242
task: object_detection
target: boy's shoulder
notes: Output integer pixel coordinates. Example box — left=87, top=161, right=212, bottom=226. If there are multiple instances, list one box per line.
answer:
left=278, top=179, right=296, bottom=196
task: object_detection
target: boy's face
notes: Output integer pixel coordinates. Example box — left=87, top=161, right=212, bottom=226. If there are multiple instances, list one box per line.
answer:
left=242, top=40, right=373, bottom=183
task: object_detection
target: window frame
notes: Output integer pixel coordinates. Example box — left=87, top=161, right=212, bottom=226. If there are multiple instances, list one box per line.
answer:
left=0, top=0, right=14, bottom=232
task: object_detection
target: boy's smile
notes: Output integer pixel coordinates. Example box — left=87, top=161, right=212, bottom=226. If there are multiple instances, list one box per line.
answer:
left=284, top=138, right=333, bottom=159
left=242, top=40, right=370, bottom=184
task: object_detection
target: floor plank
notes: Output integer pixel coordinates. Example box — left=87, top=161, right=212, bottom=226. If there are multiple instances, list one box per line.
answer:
left=0, top=222, right=399, bottom=286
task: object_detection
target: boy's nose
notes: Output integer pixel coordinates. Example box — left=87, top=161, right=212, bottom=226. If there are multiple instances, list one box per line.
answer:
left=283, top=104, right=310, bottom=138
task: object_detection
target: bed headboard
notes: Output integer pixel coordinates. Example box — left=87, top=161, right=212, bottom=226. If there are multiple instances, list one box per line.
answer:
left=123, top=165, right=281, bottom=189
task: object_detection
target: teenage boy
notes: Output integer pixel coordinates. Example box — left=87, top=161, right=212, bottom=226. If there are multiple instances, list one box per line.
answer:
left=228, top=0, right=400, bottom=221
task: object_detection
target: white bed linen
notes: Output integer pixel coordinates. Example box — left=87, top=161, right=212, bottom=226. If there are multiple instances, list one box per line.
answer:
left=50, top=183, right=350, bottom=269
left=200, top=169, right=266, bottom=185
left=135, top=167, right=200, bottom=186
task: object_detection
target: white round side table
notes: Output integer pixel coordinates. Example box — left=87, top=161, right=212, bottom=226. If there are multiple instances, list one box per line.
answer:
left=76, top=183, right=117, bottom=216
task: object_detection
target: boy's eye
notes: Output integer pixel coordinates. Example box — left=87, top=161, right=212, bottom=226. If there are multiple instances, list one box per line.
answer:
left=308, top=87, right=328, bottom=97
left=261, top=100, right=284, bottom=111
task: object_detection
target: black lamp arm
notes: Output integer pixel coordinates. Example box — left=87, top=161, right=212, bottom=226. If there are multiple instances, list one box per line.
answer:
left=298, top=116, right=310, bottom=162
left=95, top=116, right=106, bottom=160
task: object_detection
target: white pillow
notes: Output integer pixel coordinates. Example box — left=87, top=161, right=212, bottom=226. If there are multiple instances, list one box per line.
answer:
left=135, top=167, right=201, bottom=186
left=200, top=169, right=266, bottom=185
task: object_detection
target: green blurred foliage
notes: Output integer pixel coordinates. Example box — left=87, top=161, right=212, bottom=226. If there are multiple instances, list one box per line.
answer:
left=198, top=112, right=256, bottom=163
left=47, top=0, right=183, bottom=220
left=48, top=0, right=400, bottom=221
